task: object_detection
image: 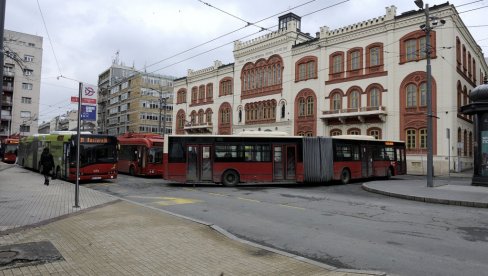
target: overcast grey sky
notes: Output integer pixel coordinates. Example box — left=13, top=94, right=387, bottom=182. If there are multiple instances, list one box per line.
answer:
left=5, top=0, right=488, bottom=123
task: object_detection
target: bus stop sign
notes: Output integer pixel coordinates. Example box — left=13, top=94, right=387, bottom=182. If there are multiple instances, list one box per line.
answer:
left=81, top=105, right=96, bottom=121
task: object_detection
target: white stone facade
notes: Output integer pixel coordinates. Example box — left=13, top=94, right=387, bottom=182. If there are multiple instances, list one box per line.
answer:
left=173, top=4, right=488, bottom=175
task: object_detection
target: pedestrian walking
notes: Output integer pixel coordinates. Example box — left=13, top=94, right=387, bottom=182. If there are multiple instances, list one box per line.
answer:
left=40, top=147, right=54, bottom=185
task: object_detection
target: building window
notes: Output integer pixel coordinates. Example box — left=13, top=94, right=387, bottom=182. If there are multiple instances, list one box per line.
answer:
left=406, top=39, right=417, bottom=61
left=406, top=129, right=416, bottom=149
left=306, top=96, right=314, bottom=116
left=406, top=84, right=417, bottom=108
left=23, top=69, right=33, bottom=76
left=419, top=83, right=427, bottom=106
left=299, top=98, right=305, bottom=116
left=348, top=128, right=361, bottom=135
left=296, top=57, right=317, bottom=81
left=369, top=88, right=380, bottom=107
left=20, top=125, right=30, bottom=132
left=331, top=92, right=342, bottom=111
left=367, top=128, right=381, bottom=139
left=21, top=97, right=32, bottom=104
left=22, top=83, right=33, bottom=90
left=245, top=100, right=277, bottom=124
left=220, top=78, right=233, bottom=96
left=400, top=30, right=435, bottom=64
left=20, top=111, right=31, bottom=118
left=198, top=85, right=205, bottom=101
left=370, top=47, right=380, bottom=66
left=419, top=128, right=427, bottom=149
left=330, top=129, right=342, bottom=136
left=191, top=87, right=197, bottom=103
left=198, top=109, right=204, bottom=125
left=349, top=90, right=360, bottom=109
left=350, top=50, right=361, bottom=70
left=281, top=103, right=286, bottom=118
left=24, top=55, right=34, bottom=62
left=206, top=109, right=213, bottom=124
left=206, top=83, right=213, bottom=100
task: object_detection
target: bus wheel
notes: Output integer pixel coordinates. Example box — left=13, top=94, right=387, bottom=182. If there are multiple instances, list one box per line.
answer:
left=340, top=169, right=351, bottom=185
left=129, top=166, right=135, bottom=176
left=222, top=170, right=239, bottom=187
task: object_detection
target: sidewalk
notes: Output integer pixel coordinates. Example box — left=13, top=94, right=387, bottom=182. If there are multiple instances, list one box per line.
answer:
left=363, top=173, right=488, bottom=208
left=0, top=163, right=385, bottom=276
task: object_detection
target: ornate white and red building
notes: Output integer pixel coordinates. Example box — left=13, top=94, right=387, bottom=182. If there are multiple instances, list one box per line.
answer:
left=172, top=3, right=488, bottom=175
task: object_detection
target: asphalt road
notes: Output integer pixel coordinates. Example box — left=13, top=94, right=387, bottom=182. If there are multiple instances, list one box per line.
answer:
left=85, top=175, right=488, bottom=276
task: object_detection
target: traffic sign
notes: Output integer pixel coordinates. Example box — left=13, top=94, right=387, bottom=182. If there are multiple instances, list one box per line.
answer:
left=71, top=96, right=96, bottom=104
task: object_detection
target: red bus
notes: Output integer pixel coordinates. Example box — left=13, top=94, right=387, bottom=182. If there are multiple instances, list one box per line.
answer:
left=117, top=133, right=164, bottom=176
left=164, top=133, right=406, bottom=186
left=18, top=132, right=118, bottom=181
left=1, top=138, right=19, bottom=164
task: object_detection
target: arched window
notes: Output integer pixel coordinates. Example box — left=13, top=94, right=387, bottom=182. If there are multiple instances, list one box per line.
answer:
left=369, top=88, right=380, bottom=107
left=330, top=129, right=342, bottom=136
left=332, top=93, right=342, bottom=111
left=349, top=90, right=360, bottom=109
left=205, top=109, right=213, bottom=125
left=367, top=128, right=381, bottom=139
left=348, top=128, right=361, bottom=135
left=206, top=83, right=213, bottom=100
left=198, top=85, right=205, bottom=101
left=420, top=83, right=427, bottom=106
left=281, top=103, right=285, bottom=118
left=191, top=87, right=197, bottom=103
left=464, top=130, right=468, bottom=156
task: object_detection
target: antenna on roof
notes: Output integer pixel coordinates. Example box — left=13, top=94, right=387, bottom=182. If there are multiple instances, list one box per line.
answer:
left=112, top=50, right=120, bottom=65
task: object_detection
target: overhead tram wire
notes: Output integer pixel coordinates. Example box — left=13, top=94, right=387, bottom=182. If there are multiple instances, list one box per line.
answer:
left=36, top=0, right=62, bottom=76
left=142, top=0, right=319, bottom=71
left=148, top=0, right=350, bottom=74
left=197, top=0, right=269, bottom=31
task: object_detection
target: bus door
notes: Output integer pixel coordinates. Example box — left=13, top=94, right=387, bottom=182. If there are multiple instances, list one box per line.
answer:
left=273, top=145, right=296, bottom=181
left=63, top=143, right=70, bottom=178
left=396, top=147, right=406, bottom=174
left=186, top=145, right=213, bottom=182
left=361, top=145, right=374, bottom=178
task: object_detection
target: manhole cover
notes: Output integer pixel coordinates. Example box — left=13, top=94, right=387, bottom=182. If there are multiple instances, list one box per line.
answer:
left=0, top=251, right=17, bottom=258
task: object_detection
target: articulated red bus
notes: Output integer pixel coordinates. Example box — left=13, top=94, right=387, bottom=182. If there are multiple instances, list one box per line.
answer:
left=163, top=133, right=406, bottom=186
left=1, top=138, right=19, bottom=164
left=18, top=132, right=118, bottom=181
left=117, top=133, right=164, bottom=176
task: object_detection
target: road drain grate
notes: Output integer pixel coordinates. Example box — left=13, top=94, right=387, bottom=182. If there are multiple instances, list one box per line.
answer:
left=0, top=241, right=64, bottom=270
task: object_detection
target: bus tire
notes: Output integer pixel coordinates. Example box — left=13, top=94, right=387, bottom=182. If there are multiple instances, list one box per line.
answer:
left=129, top=166, right=135, bottom=176
left=340, top=168, right=351, bottom=185
left=222, top=170, right=239, bottom=187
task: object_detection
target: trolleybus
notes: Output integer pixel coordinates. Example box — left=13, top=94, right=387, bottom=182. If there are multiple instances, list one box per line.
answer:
left=117, top=133, right=164, bottom=176
left=1, top=137, right=19, bottom=164
left=18, top=132, right=118, bottom=181
left=164, top=132, right=406, bottom=186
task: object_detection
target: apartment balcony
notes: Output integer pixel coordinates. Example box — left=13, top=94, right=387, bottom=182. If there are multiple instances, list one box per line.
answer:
left=320, top=106, right=387, bottom=125
left=2, top=86, right=13, bottom=92
left=184, top=121, right=213, bottom=133
left=2, top=100, right=12, bottom=106
left=0, top=114, right=12, bottom=121
left=3, top=70, right=14, bottom=77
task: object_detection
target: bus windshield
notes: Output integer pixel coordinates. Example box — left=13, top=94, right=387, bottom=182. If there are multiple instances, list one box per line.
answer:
left=5, top=144, right=18, bottom=154
left=148, top=147, right=163, bottom=164
left=70, top=143, right=117, bottom=166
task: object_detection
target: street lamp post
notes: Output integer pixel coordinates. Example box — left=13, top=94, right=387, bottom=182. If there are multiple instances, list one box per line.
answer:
left=414, top=0, right=445, bottom=187
left=148, top=87, right=168, bottom=135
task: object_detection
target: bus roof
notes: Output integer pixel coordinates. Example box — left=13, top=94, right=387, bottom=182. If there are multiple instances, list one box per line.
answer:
left=50, top=131, right=92, bottom=135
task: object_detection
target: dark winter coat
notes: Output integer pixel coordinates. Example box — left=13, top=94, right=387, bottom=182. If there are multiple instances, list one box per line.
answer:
left=40, top=151, right=54, bottom=174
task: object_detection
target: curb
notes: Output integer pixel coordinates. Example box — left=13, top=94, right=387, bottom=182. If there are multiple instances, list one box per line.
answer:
left=361, top=184, right=488, bottom=208
left=120, top=197, right=387, bottom=276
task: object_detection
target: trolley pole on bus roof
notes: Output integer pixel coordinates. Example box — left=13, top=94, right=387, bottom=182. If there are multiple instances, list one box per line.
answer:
left=74, top=82, right=82, bottom=208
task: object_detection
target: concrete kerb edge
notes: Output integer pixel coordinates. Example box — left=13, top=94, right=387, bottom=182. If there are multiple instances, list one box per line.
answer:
left=0, top=199, right=121, bottom=237
left=119, top=196, right=387, bottom=275
left=361, top=184, right=488, bottom=208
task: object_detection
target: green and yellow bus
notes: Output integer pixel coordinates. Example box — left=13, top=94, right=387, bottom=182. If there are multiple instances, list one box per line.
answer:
left=18, top=131, right=118, bottom=181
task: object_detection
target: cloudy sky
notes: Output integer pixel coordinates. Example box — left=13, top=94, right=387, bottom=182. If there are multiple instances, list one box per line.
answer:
left=5, top=0, right=488, bottom=123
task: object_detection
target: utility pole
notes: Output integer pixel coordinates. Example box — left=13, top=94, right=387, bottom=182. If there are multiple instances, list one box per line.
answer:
left=414, top=0, right=445, bottom=187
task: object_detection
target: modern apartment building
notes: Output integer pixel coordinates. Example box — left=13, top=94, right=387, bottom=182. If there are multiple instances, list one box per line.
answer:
left=1, top=30, right=43, bottom=138
left=97, top=65, right=175, bottom=136
left=172, top=3, right=488, bottom=175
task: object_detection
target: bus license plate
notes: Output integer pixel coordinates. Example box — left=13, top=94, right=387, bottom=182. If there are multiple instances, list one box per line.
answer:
left=92, top=176, right=102, bottom=180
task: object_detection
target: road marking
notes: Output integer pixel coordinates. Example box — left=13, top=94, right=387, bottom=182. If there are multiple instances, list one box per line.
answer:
left=237, top=197, right=261, bottom=203
left=127, top=195, right=202, bottom=206
left=208, top=192, right=228, bottom=197
left=279, top=203, right=305, bottom=210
